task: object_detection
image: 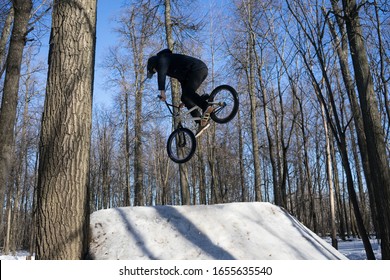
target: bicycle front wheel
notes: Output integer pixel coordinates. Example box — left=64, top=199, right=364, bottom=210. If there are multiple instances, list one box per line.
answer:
left=167, top=127, right=196, bottom=164
left=209, top=85, right=239, bottom=124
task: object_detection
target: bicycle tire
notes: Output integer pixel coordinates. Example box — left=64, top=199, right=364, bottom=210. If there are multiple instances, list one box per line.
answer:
left=209, top=85, right=239, bottom=124
left=167, top=127, right=196, bottom=164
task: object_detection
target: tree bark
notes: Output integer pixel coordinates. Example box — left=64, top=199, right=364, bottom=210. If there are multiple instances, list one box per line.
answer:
left=36, top=0, right=96, bottom=259
left=0, top=0, right=32, bottom=241
left=0, top=5, right=14, bottom=79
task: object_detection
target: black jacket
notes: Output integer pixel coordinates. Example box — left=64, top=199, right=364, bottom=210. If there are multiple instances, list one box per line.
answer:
left=154, top=50, right=207, bottom=90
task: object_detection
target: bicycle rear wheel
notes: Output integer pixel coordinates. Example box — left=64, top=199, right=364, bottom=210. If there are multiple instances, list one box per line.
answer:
left=209, top=85, right=239, bottom=124
left=167, top=127, right=196, bottom=164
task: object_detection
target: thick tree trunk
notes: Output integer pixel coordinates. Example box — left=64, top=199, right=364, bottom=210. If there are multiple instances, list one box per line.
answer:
left=36, top=0, right=96, bottom=260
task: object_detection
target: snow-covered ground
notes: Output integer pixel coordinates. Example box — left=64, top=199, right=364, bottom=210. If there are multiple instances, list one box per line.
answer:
left=0, top=238, right=381, bottom=260
left=334, top=237, right=382, bottom=260
left=89, top=202, right=346, bottom=260
left=0, top=202, right=382, bottom=260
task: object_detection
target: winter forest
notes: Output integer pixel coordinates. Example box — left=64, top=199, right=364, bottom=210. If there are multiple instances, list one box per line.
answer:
left=0, top=0, right=389, bottom=260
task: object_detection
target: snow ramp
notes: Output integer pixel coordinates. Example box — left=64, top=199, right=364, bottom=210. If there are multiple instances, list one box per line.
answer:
left=88, top=202, right=347, bottom=260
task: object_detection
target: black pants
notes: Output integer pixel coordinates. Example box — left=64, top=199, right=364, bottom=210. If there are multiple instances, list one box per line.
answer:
left=180, top=66, right=208, bottom=122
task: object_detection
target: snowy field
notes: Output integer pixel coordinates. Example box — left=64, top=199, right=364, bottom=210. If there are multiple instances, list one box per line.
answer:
left=334, top=237, right=382, bottom=260
left=0, top=202, right=382, bottom=260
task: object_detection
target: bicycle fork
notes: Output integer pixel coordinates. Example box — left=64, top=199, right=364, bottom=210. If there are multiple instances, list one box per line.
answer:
left=175, top=123, right=187, bottom=148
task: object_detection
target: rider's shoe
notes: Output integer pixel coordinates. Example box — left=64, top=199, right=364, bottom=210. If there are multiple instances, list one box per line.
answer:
left=195, top=123, right=210, bottom=138
left=200, top=106, right=214, bottom=127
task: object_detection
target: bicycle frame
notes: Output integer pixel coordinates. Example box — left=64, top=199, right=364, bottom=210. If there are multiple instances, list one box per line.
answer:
left=162, top=98, right=226, bottom=129
left=162, top=101, right=201, bottom=128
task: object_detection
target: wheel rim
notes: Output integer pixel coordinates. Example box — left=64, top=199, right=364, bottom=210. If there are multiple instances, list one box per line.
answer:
left=168, top=129, right=195, bottom=163
left=212, top=88, right=236, bottom=121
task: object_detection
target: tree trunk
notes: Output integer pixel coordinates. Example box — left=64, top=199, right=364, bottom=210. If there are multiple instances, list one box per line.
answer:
left=247, top=0, right=262, bottom=202
left=208, top=126, right=220, bottom=204
left=296, top=95, right=317, bottom=232
left=0, top=0, right=32, bottom=241
left=199, top=161, right=207, bottom=204
left=342, top=0, right=390, bottom=259
left=321, top=102, right=337, bottom=249
left=127, top=4, right=151, bottom=206
left=339, top=138, right=375, bottom=259
left=237, top=109, right=247, bottom=202
left=262, top=86, right=279, bottom=205
left=124, top=88, right=131, bottom=206
left=3, top=189, right=12, bottom=255
left=36, top=0, right=96, bottom=259
left=133, top=79, right=144, bottom=206
left=330, top=137, right=346, bottom=240
left=164, top=0, right=190, bottom=205
left=349, top=126, right=369, bottom=228
left=373, top=3, right=390, bottom=126
left=0, top=5, right=14, bottom=79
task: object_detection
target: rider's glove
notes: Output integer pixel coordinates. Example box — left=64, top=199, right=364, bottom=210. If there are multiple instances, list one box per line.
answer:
left=159, top=90, right=166, bottom=101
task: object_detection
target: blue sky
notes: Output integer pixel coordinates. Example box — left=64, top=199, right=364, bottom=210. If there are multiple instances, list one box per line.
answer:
left=94, top=0, right=123, bottom=106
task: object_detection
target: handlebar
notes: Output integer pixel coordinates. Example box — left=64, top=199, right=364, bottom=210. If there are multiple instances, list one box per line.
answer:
left=157, top=95, right=184, bottom=109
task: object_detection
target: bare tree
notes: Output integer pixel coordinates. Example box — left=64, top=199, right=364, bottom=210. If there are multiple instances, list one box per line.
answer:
left=35, top=0, right=97, bottom=259
left=119, top=0, right=157, bottom=206
left=0, top=0, right=32, bottom=243
left=342, top=0, right=390, bottom=259
left=232, top=0, right=263, bottom=202
left=286, top=0, right=375, bottom=258
left=163, top=0, right=191, bottom=205
left=102, top=46, right=132, bottom=206
left=3, top=43, right=43, bottom=254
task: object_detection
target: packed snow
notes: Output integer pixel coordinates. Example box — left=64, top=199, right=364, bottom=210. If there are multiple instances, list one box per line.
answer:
left=1, top=202, right=382, bottom=260
left=89, top=202, right=346, bottom=260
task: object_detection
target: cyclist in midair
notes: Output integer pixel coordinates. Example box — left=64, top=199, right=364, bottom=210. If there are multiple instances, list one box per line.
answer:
left=147, top=49, right=214, bottom=137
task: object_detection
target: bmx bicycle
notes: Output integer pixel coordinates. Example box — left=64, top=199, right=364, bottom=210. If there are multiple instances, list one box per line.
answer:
left=160, top=85, right=239, bottom=164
